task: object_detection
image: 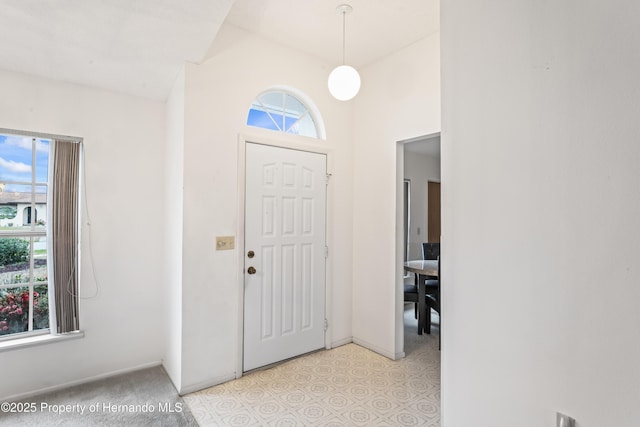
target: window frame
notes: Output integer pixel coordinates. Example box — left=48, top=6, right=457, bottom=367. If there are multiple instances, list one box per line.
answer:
left=0, top=134, right=51, bottom=341
left=246, top=88, right=326, bottom=140
left=0, top=128, right=82, bottom=345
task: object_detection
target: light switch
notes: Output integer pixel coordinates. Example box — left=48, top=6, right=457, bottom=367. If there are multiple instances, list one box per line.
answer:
left=216, top=236, right=235, bottom=250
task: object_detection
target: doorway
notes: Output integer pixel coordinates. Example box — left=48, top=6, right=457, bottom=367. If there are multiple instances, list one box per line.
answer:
left=402, top=135, right=441, bottom=260
left=398, top=133, right=441, bottom=348
left=243, top=142, right=327, bottom=371
left=24, top=206, right=37, bottom=225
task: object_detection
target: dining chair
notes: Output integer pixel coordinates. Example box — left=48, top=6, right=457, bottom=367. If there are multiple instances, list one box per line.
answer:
left=421, top=242, right=440, bottom=295
left=403, top=280, right=421, bottom=321
left=425, top=256, right=441, bottom=348
left=404, top=270, right=439, bottom=336
left=421, top=242, right=440, bottom=261
left=403, top=243, right=432, bottom=322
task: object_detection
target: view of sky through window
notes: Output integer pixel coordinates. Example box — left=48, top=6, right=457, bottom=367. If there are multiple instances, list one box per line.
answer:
left=0, top=134, right=50, bottom=192
left=246, top=91, right=319, bottom=138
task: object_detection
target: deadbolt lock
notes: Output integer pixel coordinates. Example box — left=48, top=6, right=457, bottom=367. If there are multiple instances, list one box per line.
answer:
left=247, top=250, right=255, bottom=258
left=247, top=266, right=256, bottom=275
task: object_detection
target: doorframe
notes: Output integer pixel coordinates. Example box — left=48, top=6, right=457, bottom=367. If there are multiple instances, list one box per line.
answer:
left=235, top=131, right=334, bottom=378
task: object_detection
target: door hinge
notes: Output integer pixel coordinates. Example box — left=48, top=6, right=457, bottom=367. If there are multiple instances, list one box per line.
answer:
left=325, top=246, right=329, bottom=258
left=324, top=319, right=329, bottom=331
left=325, top=173, right=332, bottom=185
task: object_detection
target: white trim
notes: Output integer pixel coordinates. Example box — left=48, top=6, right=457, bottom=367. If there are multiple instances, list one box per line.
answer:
left=324, top=151, right=334, bottom=350
left=0, top=331, right=83, bottom=353
left=330, top=336, right=353, bottom=348
left=0, top=128, right=82, bottom=143
left=239, top=129, right=331, bottom=155
left=0, top=230, right=46, bottom=237
left=352, top=337, right=405, bottom=361
left=254, top=85, right=327, bottom=140
left=398, top=132, right=440, bottom=145
left=0, top=180, right=48, bottom=186
left=234, top=136, right=247, bottom=379
left=47, top=139, right=57, bottom=334
left=1, top=358, right=157, bottom=401
left=178, top=372, right=237, bottom=396
left=395, top=142, right=406, bottom=359
left=236, top=131, right=334, bottom=375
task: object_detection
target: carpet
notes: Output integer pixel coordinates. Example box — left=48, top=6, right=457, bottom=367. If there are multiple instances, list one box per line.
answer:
left=0, top=366, right=198, bottom=426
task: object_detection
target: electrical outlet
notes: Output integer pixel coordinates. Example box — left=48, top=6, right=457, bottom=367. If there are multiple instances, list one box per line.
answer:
left=216, top=236, right=235, bottom=250
left=557, top=413, right=575, bottom=427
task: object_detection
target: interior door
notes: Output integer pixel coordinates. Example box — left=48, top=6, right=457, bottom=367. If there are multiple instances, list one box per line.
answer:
left=428, top=181, right=441, bottom=243
left=243, top=143, right=327, bottom=371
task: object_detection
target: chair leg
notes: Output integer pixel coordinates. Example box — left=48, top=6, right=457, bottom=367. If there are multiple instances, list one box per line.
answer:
left=425, top=307, right=431, bottom=335
left=414, top=274, right=418, bottom=319
left=438, top=311, right=441, bottom=350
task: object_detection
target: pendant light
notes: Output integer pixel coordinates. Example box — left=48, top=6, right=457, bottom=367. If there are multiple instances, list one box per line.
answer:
left=328, top=4, right=361, bottom=101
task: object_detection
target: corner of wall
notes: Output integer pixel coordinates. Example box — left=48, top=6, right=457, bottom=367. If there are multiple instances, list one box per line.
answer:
left=162, top=66, right=186, bottom=390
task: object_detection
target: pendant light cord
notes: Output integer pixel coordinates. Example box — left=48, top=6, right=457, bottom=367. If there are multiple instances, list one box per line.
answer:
left=342, top=9, right=346, bottom=65
left=328, top=4, right=360, bottom=101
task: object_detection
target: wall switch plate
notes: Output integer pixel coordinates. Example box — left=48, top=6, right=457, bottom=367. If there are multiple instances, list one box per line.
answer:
left=216, top=236, right=235, bottom=250
left=557, top=412, right=575, bottom=427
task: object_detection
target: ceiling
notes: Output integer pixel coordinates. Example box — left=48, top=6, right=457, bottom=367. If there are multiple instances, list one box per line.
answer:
left=405, top=136, right=441, bottom=159
left=0, top=0, right=234, bottom=100
left=224, top=0, right=440, bottom=68
left=0, top=0, right=439, bottom=101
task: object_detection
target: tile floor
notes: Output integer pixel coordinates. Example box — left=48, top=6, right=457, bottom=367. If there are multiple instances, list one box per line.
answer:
left=184, top=307, right=440, bottom=426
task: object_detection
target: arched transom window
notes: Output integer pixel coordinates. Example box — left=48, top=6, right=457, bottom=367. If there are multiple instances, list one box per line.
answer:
left=247, top=90, right=319, bottom=139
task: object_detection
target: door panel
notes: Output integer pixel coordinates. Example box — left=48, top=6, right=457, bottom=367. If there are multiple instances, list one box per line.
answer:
left=428, top=181, right=441, bottom=243
left=244, top=143, right=326, bottom=371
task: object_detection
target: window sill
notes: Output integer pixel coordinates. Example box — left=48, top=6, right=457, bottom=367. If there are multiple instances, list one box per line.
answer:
left=0, top=331, right=84, bottom=353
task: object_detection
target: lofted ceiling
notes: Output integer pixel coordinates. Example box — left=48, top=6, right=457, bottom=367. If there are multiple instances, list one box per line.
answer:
left=0, top=0, right=439, bottom=101
left=0, top=0, right=234, bottom=100
left=224, top=0, right=440, bottom=69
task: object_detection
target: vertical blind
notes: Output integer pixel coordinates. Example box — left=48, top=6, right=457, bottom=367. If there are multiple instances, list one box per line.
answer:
left=51, top=139, right=81, bottom=334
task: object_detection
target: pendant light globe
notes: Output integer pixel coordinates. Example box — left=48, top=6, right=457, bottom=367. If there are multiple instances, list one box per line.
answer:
left=328, top=65, right=361, bottom=101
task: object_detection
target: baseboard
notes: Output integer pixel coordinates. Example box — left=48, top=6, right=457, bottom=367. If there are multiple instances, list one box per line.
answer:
left=352, top=337, right=402, bottom=360
left=3, top=361, right=162, bottom=401
left=178, top=372, right=237, bottom=396
left=329, top=336, right=353, bottom=348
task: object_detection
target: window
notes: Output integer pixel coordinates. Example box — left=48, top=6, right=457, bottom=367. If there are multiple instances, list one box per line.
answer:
left=0, top=129, right=81, bottom=341
left=0, top=134, right=50, bottom=338
left=247, top=90, right=320, bottom=138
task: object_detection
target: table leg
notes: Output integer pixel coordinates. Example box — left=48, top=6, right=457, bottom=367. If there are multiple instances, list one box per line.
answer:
left=417, top=274, right=426, bottom=335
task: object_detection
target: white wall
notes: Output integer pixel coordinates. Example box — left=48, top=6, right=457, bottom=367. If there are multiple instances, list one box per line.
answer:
left=352, top=33, right=441, bottom=359
left=0, top=69, right=166, bottom=399
left=176, top=23, right=355, bottom=392
left=404, top=152, right=440, bottom=260
left=163, top=68, right=186, bottom=389
left=442, top=1, right=640, bottom=425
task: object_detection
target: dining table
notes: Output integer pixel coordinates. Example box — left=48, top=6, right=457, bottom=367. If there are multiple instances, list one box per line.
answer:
left=403, top=259, right=439, bottom=335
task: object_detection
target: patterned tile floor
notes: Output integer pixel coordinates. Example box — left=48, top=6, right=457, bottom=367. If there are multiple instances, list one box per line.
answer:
left=184, top=307, right=440, bottom=426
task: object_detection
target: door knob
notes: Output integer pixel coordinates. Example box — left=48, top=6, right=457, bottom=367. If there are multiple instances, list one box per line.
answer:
left=247, top=266, right=256, bottom=274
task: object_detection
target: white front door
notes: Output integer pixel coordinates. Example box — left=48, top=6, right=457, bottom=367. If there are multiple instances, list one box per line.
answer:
left=243, top=143, right=327, bottom=371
